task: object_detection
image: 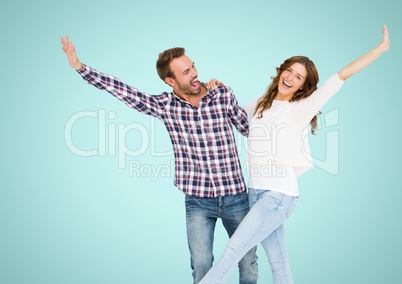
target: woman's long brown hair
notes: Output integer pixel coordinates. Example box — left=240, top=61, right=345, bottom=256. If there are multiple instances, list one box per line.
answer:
left=253, top=56, right=321, bottom=133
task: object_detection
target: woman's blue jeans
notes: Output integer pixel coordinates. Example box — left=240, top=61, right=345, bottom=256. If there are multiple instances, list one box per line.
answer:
left=185, top=190, right=258, bottom=284
left=199, top=189, right=298, bottom=284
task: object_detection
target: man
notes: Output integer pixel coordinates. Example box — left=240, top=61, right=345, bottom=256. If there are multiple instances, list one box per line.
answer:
left=61, top=35, right=258, bottom=284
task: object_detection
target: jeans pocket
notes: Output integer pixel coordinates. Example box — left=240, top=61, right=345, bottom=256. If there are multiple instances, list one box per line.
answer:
left=185, top=195, right=205, bottom=210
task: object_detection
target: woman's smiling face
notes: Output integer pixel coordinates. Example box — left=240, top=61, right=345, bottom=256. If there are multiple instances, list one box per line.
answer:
left=277, top=62, right=307, bottom=100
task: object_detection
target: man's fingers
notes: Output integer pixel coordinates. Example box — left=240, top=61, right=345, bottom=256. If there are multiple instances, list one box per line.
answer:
left=61, top=36, right=76, bottom=54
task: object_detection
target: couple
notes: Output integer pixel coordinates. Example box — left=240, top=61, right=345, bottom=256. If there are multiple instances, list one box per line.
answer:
left=61, top=24, right=389, bottom=283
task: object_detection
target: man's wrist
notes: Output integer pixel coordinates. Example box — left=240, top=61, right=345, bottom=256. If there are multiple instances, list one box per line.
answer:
left=74, top=62, right=83, bottom=70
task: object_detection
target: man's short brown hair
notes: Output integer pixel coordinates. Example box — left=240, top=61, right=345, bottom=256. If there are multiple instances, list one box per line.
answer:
left=156, top=47, right=185, bottom=81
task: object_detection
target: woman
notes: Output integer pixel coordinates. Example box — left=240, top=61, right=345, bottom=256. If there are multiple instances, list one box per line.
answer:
left=200, top=25, right=390, bottom=284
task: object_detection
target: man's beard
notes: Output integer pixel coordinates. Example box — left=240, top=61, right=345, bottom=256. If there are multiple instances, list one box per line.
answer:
left=176, top=80, right=201, bottom=96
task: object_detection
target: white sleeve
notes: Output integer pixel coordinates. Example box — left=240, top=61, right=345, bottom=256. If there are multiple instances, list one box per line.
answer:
left=242, top=96, right=262, bottom=120
left=301, top=73, right=344, bottom=117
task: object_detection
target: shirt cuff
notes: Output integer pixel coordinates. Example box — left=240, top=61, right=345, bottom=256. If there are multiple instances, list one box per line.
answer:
left=76, top=63, right=91, bottom=76
left=335, top=72, right=345, bottom=83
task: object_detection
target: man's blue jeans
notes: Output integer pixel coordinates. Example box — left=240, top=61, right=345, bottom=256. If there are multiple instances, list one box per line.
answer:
left=185, top=190, right=258, bottom=284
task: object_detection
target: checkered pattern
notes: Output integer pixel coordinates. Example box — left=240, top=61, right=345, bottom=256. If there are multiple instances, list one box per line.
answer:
left=77, top=64, right=249, bottom=198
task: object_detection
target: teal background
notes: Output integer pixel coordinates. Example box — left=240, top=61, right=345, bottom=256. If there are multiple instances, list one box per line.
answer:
left=1, top=0, right=401, bottom=283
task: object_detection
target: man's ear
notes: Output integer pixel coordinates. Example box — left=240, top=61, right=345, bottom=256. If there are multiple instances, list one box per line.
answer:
left=165, top=77, right=175, bottom=87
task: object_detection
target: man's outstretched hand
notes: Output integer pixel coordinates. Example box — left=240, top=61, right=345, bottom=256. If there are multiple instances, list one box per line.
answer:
left=61, top=35, right=83, bottom=70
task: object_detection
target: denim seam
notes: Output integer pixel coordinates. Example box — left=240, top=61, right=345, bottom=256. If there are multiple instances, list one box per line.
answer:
left=271, top=229, right=290, bottom=283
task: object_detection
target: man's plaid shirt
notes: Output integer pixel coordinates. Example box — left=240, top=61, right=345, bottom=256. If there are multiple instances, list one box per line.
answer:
left=77, top=64, right=249, bottom=198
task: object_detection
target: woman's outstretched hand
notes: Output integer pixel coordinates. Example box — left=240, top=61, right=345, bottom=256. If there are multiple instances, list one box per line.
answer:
left=337, top=24, right=390, bottom=81
left=379, top=24, right=390, bottom=53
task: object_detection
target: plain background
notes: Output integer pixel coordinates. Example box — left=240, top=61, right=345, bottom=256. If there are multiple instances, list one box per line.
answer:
left=1, top=0, right=401, bottom=283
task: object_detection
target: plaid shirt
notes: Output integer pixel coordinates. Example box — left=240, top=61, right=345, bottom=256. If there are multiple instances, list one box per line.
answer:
left=77, top=64, right=249, bottom=198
